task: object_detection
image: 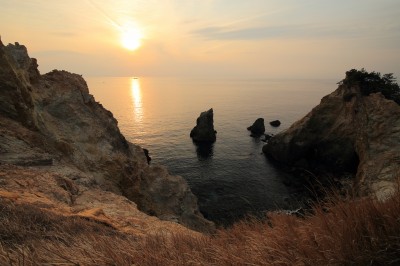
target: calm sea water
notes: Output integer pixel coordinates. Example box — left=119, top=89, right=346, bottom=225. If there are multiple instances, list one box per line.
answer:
left=87, top=77, right=335, bottom=225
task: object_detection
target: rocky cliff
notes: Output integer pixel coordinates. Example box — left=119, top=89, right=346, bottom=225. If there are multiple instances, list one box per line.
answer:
left=263, top=70, right=400, bottom=200
left=0, top=39, right=214, bottom=233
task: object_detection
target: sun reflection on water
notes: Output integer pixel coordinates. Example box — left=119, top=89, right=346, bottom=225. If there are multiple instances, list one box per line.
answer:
left=130, top=78, right=143, bottom=123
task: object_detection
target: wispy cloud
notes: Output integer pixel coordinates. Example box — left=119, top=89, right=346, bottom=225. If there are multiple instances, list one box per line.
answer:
left=192, top=23, right=400, bottom=41
left=192, top=25, right=289, bottom=40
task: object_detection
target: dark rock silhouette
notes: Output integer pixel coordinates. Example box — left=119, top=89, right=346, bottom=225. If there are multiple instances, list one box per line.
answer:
left=143, top=148, right=151, bottom=164
left=269, top=120, right=281, bottom=127
left=261, top=134, right=273, bottom=142
left=190, top=108, right=217, bottom=143
left=247, top=118, right=265, bottom=136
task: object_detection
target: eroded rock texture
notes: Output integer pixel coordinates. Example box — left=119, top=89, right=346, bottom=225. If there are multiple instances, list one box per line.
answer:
left=0, top=39, right=214, bottom=233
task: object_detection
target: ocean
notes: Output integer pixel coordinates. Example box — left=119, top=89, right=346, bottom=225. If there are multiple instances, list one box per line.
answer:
left=86, top=77, right=336, bottom=225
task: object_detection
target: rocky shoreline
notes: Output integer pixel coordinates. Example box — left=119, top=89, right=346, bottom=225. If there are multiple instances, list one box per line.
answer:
left=0, top=39, right=214, bottom=233
left=1, top=38, right=399, bottom=238
left=263, top=69, right=400, bottom=200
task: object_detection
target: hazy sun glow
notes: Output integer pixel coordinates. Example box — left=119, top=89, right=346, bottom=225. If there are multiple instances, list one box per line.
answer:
left=121, top=26, right=142, bottom=51
left=2, top=1, right=399, bottom=78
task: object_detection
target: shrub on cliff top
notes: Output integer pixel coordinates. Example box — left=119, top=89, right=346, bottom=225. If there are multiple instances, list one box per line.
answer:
left=339, top=68, right=400, bottom=104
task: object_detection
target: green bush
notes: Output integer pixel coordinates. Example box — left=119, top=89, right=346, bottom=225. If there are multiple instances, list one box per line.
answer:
left=339, top=68, right=400, bottom=104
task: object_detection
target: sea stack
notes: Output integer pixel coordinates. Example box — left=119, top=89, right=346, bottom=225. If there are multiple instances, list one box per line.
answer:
left=247, top=118, right=265, bottom=136
left=190, top=108, right=217, bottom=143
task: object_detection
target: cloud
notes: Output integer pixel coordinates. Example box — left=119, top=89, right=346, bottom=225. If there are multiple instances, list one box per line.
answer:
left=191, top=23, right=400, bottom=41
left=192, top=26, right=285, bottom=40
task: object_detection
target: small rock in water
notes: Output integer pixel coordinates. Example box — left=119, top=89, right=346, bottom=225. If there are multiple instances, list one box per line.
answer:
left=269, top=120, right=281, bottom=127
left=247, top=118, right=265, bottom=136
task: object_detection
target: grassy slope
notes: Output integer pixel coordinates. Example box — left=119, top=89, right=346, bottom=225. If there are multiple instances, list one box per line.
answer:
left=1, top=186, right=400, bottom=265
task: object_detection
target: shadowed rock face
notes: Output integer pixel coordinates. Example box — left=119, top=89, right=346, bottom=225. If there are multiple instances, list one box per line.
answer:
left=190, top=108, right=217, bottom=143
left=263, top=76, right=400, bottom=200
left=0, top=39, right=214, bottom=233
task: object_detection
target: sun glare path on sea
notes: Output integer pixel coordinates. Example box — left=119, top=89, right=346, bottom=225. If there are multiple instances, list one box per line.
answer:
left=130, top=78, right=143, bottom=123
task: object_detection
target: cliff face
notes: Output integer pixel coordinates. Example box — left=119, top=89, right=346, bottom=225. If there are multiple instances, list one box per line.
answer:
left=263, top=74, right=400, bottom=200
left=0, top=39, right=214, bottom=233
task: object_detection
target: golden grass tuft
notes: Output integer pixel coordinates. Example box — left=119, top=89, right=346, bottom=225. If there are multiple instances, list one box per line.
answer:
left=1, top=187, right=400, bottom=265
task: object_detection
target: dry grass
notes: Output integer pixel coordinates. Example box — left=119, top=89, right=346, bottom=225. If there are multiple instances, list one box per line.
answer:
left=1, top=188, right=400, bottom=265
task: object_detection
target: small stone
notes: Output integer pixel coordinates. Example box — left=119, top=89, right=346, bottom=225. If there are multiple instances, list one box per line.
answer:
left=269, top=120, right=281, bottom=127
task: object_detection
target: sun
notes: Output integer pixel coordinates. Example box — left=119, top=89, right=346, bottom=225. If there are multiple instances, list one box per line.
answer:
left=121, top=27, right=142, bottom=51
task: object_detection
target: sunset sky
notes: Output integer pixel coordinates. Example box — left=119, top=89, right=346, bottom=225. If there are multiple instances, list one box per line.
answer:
left=1, top=0, right=399, bottom=78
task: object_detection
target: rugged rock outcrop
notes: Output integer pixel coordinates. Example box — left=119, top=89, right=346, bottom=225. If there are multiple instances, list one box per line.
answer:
left=0, top=39, right=214, bottom=233
left=247, top=118, right=265, bottom=136
left=0, top=164, right=198, bottom=237
left=190, top=108, right=217, bottom=143
left=263, top=71, right=400, bottom=200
